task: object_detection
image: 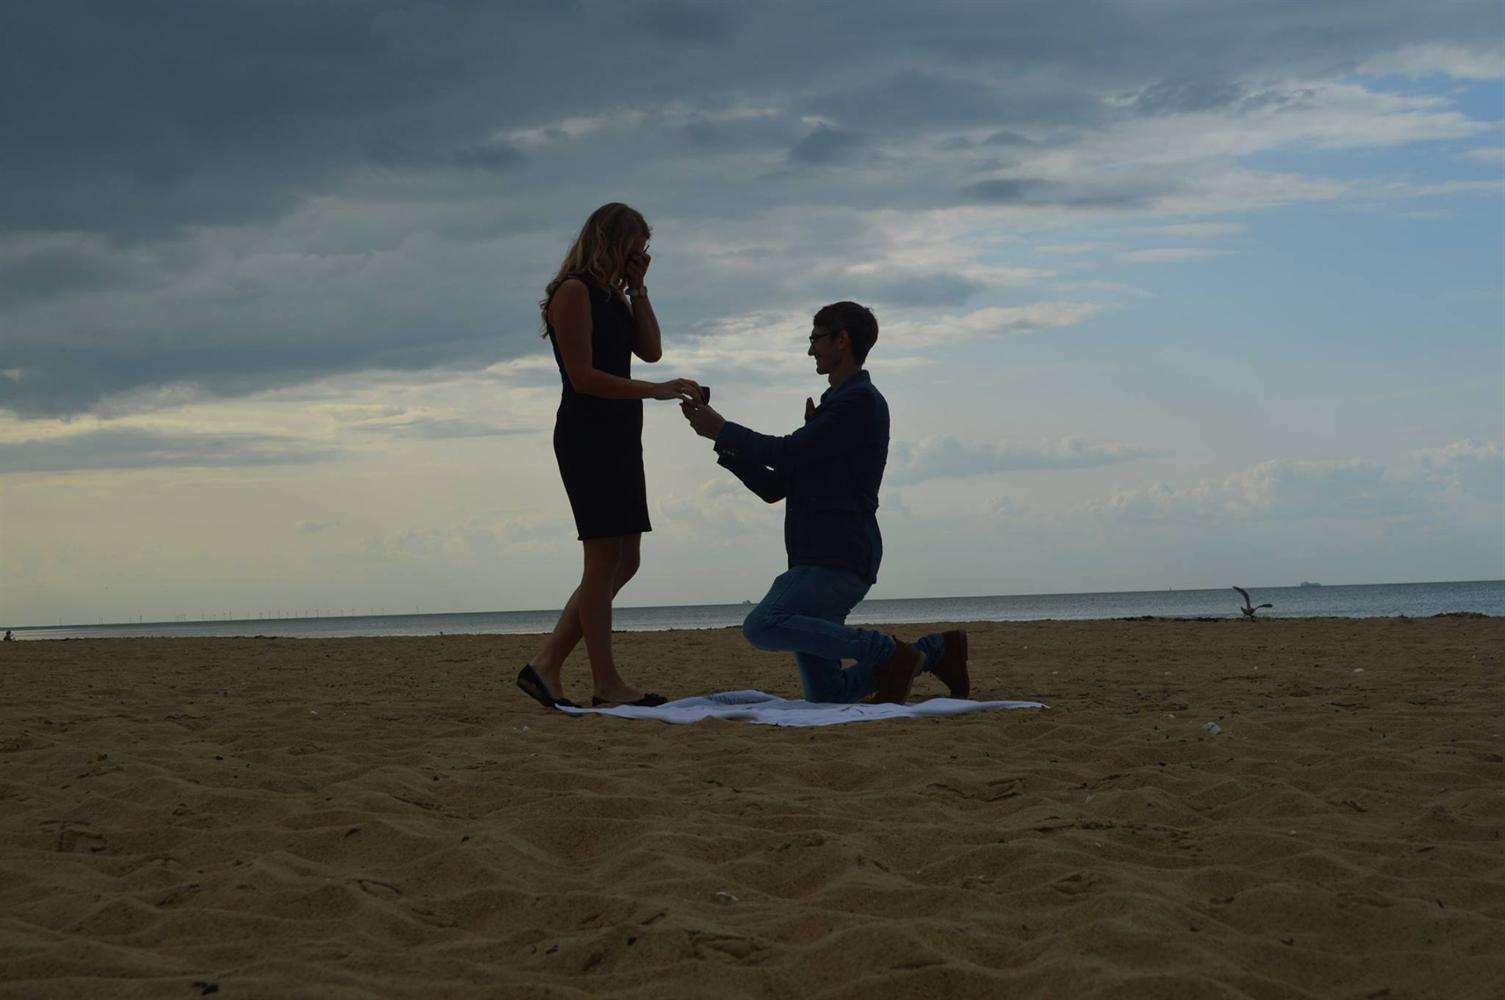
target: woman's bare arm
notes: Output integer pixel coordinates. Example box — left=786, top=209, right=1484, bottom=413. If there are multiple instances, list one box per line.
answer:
left=550, top=280, right=694, bottom=401
left=623, top=251, right=662, bottom=362
left=626, top=289, right=662, bottom=363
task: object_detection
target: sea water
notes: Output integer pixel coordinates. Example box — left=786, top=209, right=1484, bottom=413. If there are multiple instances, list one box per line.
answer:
left=10, top=580, right=1501, bottom=640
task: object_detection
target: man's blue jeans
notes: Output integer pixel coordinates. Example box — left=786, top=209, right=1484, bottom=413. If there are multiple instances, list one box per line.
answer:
left=743, top=565, right=947, bottom=704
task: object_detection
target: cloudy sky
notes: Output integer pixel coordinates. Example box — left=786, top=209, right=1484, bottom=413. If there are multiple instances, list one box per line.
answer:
left=2, top=0, right=1502, bottom=625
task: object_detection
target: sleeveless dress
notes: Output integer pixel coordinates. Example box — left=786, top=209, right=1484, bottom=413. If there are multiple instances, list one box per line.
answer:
left=546, top=277, right=652, bottom=540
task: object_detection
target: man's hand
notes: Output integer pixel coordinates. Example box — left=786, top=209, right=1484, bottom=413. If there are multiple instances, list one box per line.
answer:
left=805, top=397, right=816, bottom=421
left=680, top=400, right=726, bottom=440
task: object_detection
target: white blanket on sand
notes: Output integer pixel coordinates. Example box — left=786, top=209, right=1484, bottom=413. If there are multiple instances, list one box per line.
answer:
left=555, top=689, right=1046, bottom=727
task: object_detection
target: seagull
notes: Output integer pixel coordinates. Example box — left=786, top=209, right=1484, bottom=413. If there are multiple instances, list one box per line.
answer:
left=1233, top=587, right=1273, bottom=619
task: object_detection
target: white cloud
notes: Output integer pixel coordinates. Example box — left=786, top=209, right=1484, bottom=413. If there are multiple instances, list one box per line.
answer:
left=1417, top=439, right=1504, bottom=504
left=0, top=426, right=340, bottom=474
left=347, top=415, right=524, bottom=440
left=1034, top=242, right=1111, bottom=256
left=886, top=302, right=1104, bottom=348
left=500, top=104, right=784, bottom=149
left=1147, top=167, right=1352, bottom=215
left=1140, top=221, right=1245, bottom=238
left=1358, top=43, right=1505, bottom=81
left=1021, top=80, right=1488, bottom=185
left=1369, top=178, right=1505, bottom=200
left=1088, top=457, right=1433, bottom=524
left=1120, top=247, right=1234, bottom=263
left=891, top=434, right=1151, bottom=484
left=502, top=113, right=638, bottom=147
left=653, top=476, right=783, bottom=543
left=907, top=446, right=1503, bottom=542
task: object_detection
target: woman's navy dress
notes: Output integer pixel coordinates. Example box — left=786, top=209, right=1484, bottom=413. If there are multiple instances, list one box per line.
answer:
left=546, top=277, right=652, bottom=540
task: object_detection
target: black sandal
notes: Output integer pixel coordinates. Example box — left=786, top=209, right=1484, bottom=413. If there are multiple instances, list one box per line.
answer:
left=590, top=692, right=668, bottom=708
left=516, top=665, right=578, bottom=709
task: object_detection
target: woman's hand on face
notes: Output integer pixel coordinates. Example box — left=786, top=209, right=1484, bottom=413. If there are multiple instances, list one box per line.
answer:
left=653, top=378, right=701, bottom=403
left=624, top=251, right=651, bottom=289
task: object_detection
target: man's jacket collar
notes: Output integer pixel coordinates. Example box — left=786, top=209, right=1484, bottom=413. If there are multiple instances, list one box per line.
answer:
left=820, top=369, right=871, bottom=403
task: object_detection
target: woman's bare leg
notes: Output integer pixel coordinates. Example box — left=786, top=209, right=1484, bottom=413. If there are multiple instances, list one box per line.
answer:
left=528, top=586, right=584, bottom=699
left=529, top=534, right=642, bottom=699
left=584, top=534, right=644, bottom=701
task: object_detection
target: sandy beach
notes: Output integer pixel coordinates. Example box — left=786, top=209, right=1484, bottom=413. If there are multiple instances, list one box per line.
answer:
left=1, top=617, right=1501, bottom=999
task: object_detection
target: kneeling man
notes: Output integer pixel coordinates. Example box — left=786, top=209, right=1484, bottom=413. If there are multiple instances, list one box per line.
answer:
left=681, top=301, right=967, bottom=704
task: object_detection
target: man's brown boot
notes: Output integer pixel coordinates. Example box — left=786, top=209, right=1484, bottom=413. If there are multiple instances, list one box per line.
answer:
left=871, top=637, right=921, bottom=704
left=931, top=629, right=970, bottom=699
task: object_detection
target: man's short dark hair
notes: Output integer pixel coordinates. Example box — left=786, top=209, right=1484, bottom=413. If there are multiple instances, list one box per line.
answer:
left=813, top=301, right=879, bottom=364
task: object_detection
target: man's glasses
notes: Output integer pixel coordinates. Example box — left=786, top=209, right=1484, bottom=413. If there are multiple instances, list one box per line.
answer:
left=808, top=329, right=836, bottom=345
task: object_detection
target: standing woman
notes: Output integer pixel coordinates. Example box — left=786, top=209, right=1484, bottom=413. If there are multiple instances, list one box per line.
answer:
left=516, top=203, right=700, bottom=709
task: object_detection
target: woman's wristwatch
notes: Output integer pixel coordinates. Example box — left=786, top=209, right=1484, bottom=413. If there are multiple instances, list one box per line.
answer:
left=626, top=284, right=647, bottom=299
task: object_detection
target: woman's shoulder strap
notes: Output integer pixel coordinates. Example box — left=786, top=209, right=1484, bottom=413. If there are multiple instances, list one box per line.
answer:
left=560, top=271, right=602, bottom=294
left=547, top=273, right=596, bottom=313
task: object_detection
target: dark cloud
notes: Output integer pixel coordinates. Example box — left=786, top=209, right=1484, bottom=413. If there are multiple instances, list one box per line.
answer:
left=679, top=119, right=737, bottom=149
left=1, top=303, right=520, bottom=418
left=0, top=0, right=1496, bottom=419
left=960, top=177, right=1159, bottom=208
left=364, top=136, right=527, bottom=173
left=676, top=115, right=801, bottom=152
left=841, top=272, right=985, bottom=308
left=0, top=427, right=340, bottom=474
left=1128, top=78, right=1317, bottom=116
left=637, top=1, right=743, bottom=43
left=1129, top=78, right=1251, bottom=115
left=0, top=1, right=576, bottom=239
left=807, top=69, right=1087, bottom=133
left=984, top=129, right=1035, bottom=146
left=961, top=178, right=1041, bottom=203
left=5, top=2, right=1493, bottom=233
left=449, top=142, right=528, bottom=173
left=788, top=125, right=870, bottom=165
left=0, top=237, right=153, bottom=307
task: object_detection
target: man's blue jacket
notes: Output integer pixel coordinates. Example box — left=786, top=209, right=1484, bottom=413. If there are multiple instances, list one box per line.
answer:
left=713, top=370, right=889, bottom=585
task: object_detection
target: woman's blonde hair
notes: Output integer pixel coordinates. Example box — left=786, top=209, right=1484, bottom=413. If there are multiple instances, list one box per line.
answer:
left=540, top=203, right=651, bottom=333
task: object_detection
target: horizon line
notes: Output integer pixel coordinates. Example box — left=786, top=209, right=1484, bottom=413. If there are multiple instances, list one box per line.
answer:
left=8, top=577, right=1502, bottom=632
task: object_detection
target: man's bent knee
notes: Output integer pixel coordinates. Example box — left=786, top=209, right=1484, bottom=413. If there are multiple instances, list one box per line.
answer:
left=742, top=606, right=785, bottom=651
